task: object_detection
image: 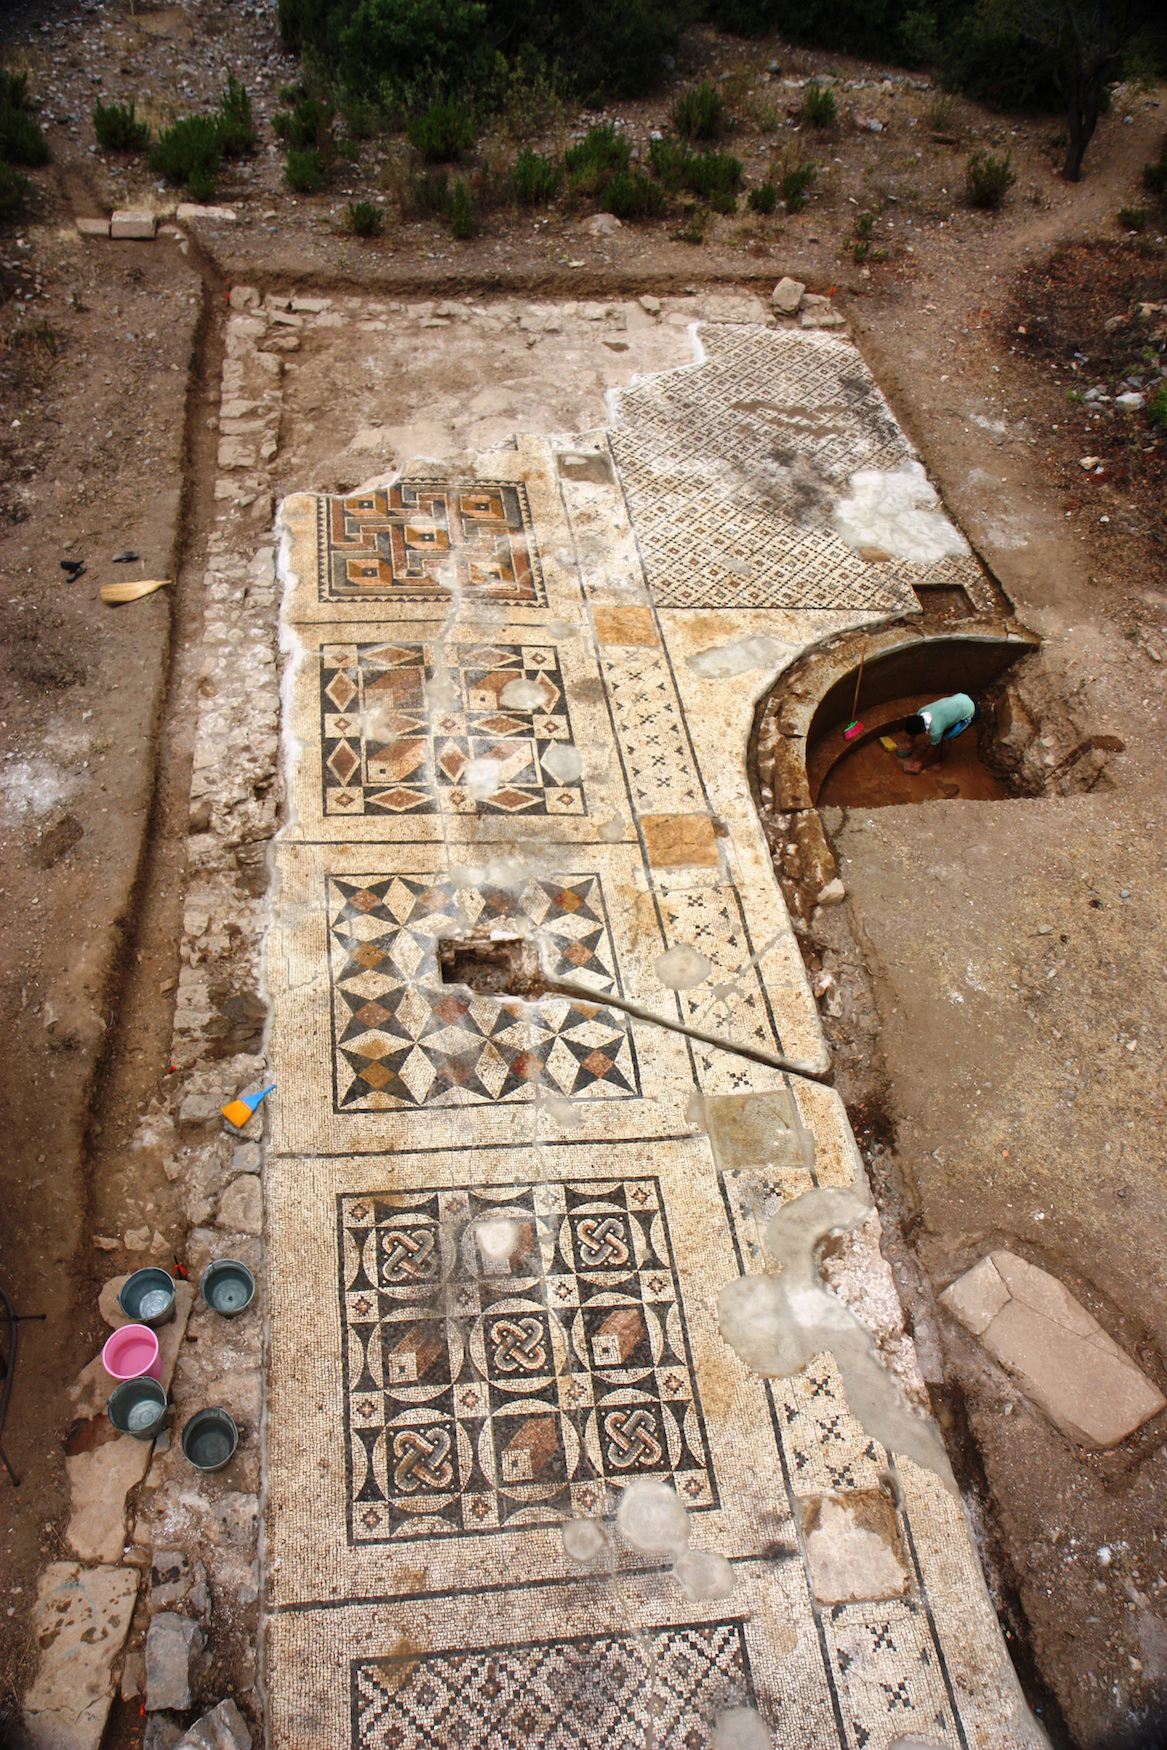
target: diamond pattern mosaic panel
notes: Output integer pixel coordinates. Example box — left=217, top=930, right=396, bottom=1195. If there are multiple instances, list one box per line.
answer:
left=327, top=874, right=640, bottom=1109
left=339, top=1180, right=711, bottom=1543
left=609, top=326, right=983, bottom=611
left=352, top=1620, right=753, bottom=1750
left=316, top=480, right=546, bottom=606
left=320, top=640, right=584, bottom=817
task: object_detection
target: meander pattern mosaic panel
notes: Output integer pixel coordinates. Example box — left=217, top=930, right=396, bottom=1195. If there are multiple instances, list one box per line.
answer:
left=320, top=640, right=584, bottom=818
left=326, top=873, right=640, bottom=1110
left=339, top=1180, right=712, bottom=1544
left=351, top=1620, right=754, bottom=1750
left=316, top=480, right=547, bottom=606
left=610, top=326, right=973, bottom=612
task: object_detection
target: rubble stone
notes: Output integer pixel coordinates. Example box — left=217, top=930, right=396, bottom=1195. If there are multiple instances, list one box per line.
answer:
left=146, top=1612, right=205, bottom=1712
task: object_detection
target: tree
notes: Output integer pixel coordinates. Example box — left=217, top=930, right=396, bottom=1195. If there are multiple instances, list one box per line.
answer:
left=986, top=0, right=1165, bottom=182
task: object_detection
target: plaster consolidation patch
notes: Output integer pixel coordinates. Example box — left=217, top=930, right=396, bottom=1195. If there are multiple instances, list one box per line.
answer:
left=261, top=316, right=1045, bottom=1748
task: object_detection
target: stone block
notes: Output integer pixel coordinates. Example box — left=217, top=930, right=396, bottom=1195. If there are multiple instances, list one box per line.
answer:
left=771, top=276, right=805, bottom=315
left=942, top=1251, right=1166, bottom=1447
left=23, top=1562, right=139, bottom=1750
left=110, top=210, right=156, bottom=240
left=176, top=204, right=236, bottom=222
left=76, top=217, right=111, bottom=238
left=175, top=1698, right=253, bottom=1750
left=217, top=1173, right=262, bottom=1234
left=640, top=813, right=721, bottom=869
left=146, top=1613, right=205, bottom=1712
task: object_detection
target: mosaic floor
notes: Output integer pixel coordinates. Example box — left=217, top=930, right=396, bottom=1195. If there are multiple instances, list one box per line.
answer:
left=265, top=327, right=1043, bottom=1748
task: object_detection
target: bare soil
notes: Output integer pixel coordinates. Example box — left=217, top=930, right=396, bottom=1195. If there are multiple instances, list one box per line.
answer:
left=1, top=0, right=1166, bottom=1743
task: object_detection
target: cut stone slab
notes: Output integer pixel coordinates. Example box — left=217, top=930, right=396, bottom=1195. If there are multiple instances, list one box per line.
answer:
left=146, top=1612, right=205, bottom=1711
left=176, top=1699, right=254, bottom=1750
left=23, top=1562, right=139, bottom=1750
left=76, top=217, right=111, bottom=238
left=110, top=209, right=156, bottom=240
left=942, top=1251, right=1166, bottom=1448
left=66, top=1279, right=195, bottom=1559
left=176, top=204, right=237, bottom=222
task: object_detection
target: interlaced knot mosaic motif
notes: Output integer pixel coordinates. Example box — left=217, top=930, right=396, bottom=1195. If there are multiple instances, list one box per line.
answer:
left=326, top=874, right=640, bottom=1109
left=609, top=326, right=988, bottom=612
left=352, top=1620, right=752, bottom=1750
left=339, top=1180, right=712, bottom=1544
left=316, top=480, right=546, bottom=606
left=319, top=641, right=584, bottom=816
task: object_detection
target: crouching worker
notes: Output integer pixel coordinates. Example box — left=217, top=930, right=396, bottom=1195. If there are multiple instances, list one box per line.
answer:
left=896, top=693, right=980, bottom=773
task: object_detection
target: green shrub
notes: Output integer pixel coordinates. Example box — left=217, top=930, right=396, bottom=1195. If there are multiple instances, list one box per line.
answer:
left=800, top=81, right=837, bottom=128
left=940, top=11, right=1061, bottom=114
left=408, top=98, right=475, bottom=161
left=780, top=162, right=816, bottom=212
left=340, top=93, right=381, bottom=140
left=673, top=82, right=725, bottom=142
left=648, top=135, right=688, bottom=191
left=512, top=146, right=560, bottom=205
left=274, top=92, right=332, bottom=151
left=0, top=159, right=29, bottom=215
left=93, top=99, right=150, bottom=152
left=682, top=149, right=742, bottom=204
left=410, top=166, right=450, bottom=216
left=285, top=146, right=326, bottom=192
left=216, top=74, right=256, bottom=157
left=1144, top=145, right=1167, bottom=209
left=1117, top=204, right=1149, bottom=232
left=0, top=70, right=30, bottom=111
left=603, top=169, right=665, bottom=219
left=564, top=122, right=630, bottom=194
left=347, top=198, right=383, bottom=234
left=0, top=102, right=49, bottom=167
left=150, top=115, right=223, bottom=192
left=747, top=180, right=777, bottom=214
left=448, top=176, right=475, bottom=237
left=1148, top=382, right=1167, bottom=432
left=966, top=146, right=1014, bottom=209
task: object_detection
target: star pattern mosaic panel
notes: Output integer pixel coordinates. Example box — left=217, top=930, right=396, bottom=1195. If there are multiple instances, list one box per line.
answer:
left=352, top=1620, right=754, bottom=1750
left=316, top=480, right=547, bottom=606
left=598, top=648, right=704, bottom=815
left=327, top=874, right=640, bottom=1109
left=320, top=640, right=584, bottom=818
left=610, top=326, right=983, bottom=612
left=339, top=1179, right=712, bottom=1544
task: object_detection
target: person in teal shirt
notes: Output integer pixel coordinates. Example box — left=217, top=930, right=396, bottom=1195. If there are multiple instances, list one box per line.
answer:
left=896, top=692, right=980, bottom=773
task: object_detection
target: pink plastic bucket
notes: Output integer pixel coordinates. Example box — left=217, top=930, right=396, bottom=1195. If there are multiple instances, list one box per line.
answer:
left=102, top=1323, right=161, bottom=1383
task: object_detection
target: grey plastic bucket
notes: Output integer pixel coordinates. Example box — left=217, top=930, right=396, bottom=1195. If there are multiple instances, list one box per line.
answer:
left=107, top=1377, right=168, bottom=1441
left=200, top=1259, right=255, bottom=1318
left=181, top=1407, right=239, bottom=1473
left=117, top=1268, right=176, bottom=1327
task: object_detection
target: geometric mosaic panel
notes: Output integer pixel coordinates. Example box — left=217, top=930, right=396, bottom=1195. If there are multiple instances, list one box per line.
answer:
left=338, top=1179, right=713, bottom=1544
left=823, top=1601, right=961, bottom=1749
left=320, top=640, right=584, bottom=817
left=326, top=874, right=640, bottom=1109
left=316, top=480, right=546, bottom=606
left=610, top=326, right=980, bottom=612
left=653, top=882, right=784, bottom=1093
left=352, top=1620, right=754, bottom=1749
left=598, top=647, right=703, bottom=816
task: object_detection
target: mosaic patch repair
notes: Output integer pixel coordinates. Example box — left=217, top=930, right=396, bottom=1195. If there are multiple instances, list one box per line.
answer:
left=339, top=1178, right=710, bottom=1543
left=266, top=321, right=1046, bottom=1750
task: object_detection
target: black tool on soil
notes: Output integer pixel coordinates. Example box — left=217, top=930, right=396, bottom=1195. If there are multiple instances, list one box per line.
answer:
left=59, top=558, right=85, bottom=580
left=112, top=550, right=140, bottom=563
left=438, top=935, right=832, bottom=1083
